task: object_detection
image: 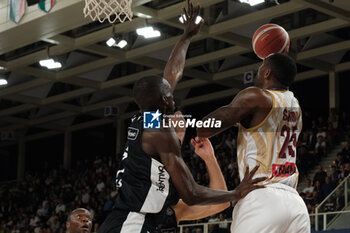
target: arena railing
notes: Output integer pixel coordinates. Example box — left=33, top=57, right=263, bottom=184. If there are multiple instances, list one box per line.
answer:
left=315, top=174, right=350, bottom=231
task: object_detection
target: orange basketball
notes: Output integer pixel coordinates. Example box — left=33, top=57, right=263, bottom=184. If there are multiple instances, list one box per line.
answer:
left=252, top=24, right=290, bottom=59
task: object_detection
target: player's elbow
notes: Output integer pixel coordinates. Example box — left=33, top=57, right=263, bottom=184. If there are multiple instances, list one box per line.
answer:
left=181, top=194, right=197, bottom=206
left=181, top=188, right=201, bottom=206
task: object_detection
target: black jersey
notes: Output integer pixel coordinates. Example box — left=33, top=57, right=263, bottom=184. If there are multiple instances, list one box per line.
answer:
left=147, top=206, right=178, bottom=232
left=114, top=114, right=179, bottom=213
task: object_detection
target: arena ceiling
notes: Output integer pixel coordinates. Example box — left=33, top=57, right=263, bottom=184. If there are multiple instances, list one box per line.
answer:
left=0, top=0, right=350, bottom=143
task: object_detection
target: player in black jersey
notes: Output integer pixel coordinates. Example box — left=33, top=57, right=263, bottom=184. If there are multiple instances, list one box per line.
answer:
left=148, top=129, right=230, bottom=232
left=98, top=1, right=265, bottom=233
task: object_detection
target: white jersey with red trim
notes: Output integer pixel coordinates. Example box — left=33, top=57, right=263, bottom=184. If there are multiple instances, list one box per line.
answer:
left=237, top=89, right=302, bottom=189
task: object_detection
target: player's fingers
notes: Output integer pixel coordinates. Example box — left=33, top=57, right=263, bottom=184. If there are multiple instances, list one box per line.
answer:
left=195, top=5, right=200, bottom=17
left=249, top=165, right=260, bottom=179
left=189, top=1, right=194, bottom=16
left=252, top=185, right=266, bottom=190
left=187, top=0, right=191, bottom=15
left=244, top=165, right=249, bottom=179
left=195, top=136, right=204, bottom=143
left=251, top=177, right=267, bottom=184
left=183, top=8, right=189, bottom=21
left=190, top=138, right=196, bottom=147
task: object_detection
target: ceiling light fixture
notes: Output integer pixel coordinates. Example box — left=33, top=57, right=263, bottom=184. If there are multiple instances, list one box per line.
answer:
left=116, top=39, right=128, bottom=48
left=106, top=24, right=128, bottom=48
left=106, top=37, right=128, bottom=48
left=239, top=0, right=265, bottom=6
left=106, top=37, right=117, bottom=47
left=135, top=12, right=152, bottom=19
left=0, top=73, right=8, bottom=86
left=136, top=26, right=161, bottom=39
left=39, top=58, right=62, bottom=69
left=0, top=78, right=8, bottom=86
left=39, top=47, right=62, bottom=70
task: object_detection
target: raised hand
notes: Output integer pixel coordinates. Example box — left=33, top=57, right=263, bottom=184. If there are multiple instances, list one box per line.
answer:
left=191, top=137, right=215, bottom=162
left=182, top=0, right=204, bottom=38
left=235, top=166, right=266, bottom=199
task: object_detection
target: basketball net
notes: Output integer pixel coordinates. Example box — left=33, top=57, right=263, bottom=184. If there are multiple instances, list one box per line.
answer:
left=83, top=0, right=133, bottom=23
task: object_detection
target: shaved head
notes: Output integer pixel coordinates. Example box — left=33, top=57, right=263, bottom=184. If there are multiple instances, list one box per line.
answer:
left=133, top=76, right=173, bottom=112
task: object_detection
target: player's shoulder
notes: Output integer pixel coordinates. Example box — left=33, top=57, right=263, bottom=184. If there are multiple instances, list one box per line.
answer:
left=237, top=87, right=271, bottom=101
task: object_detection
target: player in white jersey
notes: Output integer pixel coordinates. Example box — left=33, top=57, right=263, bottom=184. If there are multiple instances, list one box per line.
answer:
left=197, top=53, right=310, bottom=233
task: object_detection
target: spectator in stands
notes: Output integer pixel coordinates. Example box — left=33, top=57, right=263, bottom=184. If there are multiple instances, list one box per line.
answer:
left=311, top=189, right=322, bottom=206
left=81, top=189, right=90, bottom=205
left=335, top=188, right=345, bottom=210
left=29, top=214, right=40, bottom=228
left=326, top=122, right=337, bottom=147
left=335, top=153, right=345, bottom=168
left=66, top=208, right=92, bottom=233
left=313, top=180, right=321, bottom=195
left=338, top=112, right=350, bottom=136
left=96, top=178, right=105, bottom=193
left=313, top=166, right=327, bottom=185
left=341, top=141, right=350, bottom=163
left=224, top=133, right=235, bottom=152
left=306, top=129, right=317, bottom=151
left=344, top=163, right=350, bottom=177
left=311, top=120, right=318, bottom=132
left=303, top=111, right=312, bottom=130
left=317, top=116, right=327, bottom=129
left=315, top=134, right=327, bottom=156
left=56, top=199, right=66, bottom=214
left=297, top=146, right=313, bottom=177
left=302, top=179, right=314, bottom=196
left=320, top=176, right=334, bottom=199
left=330, top=165, right=340, bottom=186
left=37, top=202, right=49, bottom=218
left=218, top=213, right=229, bottom=233
left=102, top=195, right=113, bottom=213
left=339, top=164, right=347, bottom=180
left=316, top=127, right=327, bottom=140
left=50, top=217, right=60, bottom=232
left=323, top=197, right=335, bottom=212
left=11, top=225, right=20, bottom=233
left=207, top=214, right=219, bottom=233
left=328, top=109, right=338, bottom=130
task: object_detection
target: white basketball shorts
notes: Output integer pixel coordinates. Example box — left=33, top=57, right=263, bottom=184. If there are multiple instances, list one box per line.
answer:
left=231, top=183, right=310, bottom=233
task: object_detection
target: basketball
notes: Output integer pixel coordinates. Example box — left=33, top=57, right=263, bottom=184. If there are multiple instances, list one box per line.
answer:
left=252, top=24, right=290, bottom=59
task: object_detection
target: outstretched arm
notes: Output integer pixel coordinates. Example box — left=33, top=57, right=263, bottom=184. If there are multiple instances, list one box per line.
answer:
left=197, top=87, right=271, bottom=138
left=164, top=0, right=204, bottom=93
left=142, top=128, right=265, bottom=206
left=173, top=138, right=230, bottom=222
